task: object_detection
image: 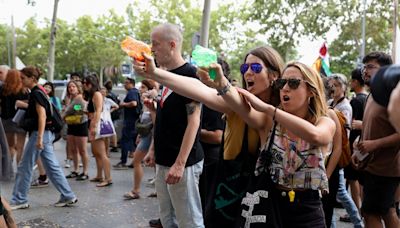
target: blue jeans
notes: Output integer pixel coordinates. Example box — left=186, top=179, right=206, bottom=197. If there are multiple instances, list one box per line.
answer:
left=332, top=169, right=363, bottom=228
left=10, top=131, right=75, bottom=204
left=120, top=119, right=136, bottom=164
left=156, top=160, right=204, bottom=228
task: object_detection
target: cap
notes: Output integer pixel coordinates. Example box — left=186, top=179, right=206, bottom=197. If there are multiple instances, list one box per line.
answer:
left=370, top=65, right=400, bottom=107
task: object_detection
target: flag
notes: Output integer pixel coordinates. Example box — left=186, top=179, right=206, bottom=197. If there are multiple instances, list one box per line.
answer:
left=312, top=42, right=332, bottom=77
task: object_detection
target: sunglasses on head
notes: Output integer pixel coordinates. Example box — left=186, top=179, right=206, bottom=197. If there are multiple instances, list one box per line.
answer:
left=240, top=63, right=263, bottom=75
left=275, top=78, right=304, bottom=90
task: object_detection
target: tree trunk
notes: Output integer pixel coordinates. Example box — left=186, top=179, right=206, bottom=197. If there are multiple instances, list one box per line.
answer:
left=47, top=0, right=60, bottom=82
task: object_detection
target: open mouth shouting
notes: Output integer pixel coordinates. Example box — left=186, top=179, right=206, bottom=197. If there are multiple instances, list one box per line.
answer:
left=246, top=80, right=255, bottom=90
left=282, top=95, right=290, bottom=102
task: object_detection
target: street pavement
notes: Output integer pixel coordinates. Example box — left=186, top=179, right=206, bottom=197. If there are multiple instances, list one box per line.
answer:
left=1, top=140, right=354, bottom=228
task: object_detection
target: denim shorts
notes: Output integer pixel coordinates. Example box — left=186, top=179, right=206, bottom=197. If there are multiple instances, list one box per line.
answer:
left=362, top=172, right=400, bottom=215
left=136, top=134, right=152, bottom=152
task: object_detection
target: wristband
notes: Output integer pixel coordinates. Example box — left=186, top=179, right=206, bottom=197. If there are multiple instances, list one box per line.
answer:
left=217, top=83, right=232, bottom=96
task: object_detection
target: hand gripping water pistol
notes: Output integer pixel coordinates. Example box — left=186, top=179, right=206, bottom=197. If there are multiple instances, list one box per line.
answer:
left=121, top=36, right=151, bottom=61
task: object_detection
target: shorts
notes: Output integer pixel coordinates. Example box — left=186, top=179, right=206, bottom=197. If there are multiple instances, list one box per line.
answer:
left=67, top=122, right=89, bottom=137
left=136, top=133, right=152, bottom=152
left=2, top=118, right=26, bottom=134
left=361, top=172, right=400, bottom=215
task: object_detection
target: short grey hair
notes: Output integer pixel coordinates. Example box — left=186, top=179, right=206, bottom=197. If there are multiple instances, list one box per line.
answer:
left=153, top=23, right=183, bottom=48
left=0, top=65, right=10, bottom=70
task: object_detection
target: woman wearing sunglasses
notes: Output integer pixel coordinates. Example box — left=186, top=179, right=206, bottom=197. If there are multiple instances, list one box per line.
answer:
left=133, top=46, right=284, bottom=227
left=232, top=62, right=336, bottom=227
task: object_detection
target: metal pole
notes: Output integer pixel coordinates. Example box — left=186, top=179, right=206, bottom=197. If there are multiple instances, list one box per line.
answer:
left=393, top=0, right=398, bottom=62
left=48, top=0, right=59, bottom=82
left=199, top=0, right=211, bottom=48
left=7, top=24, right=11, bottom=67
left=360, top=0, right=367, bottom=62
left=11, top=15, right=16, bottom=68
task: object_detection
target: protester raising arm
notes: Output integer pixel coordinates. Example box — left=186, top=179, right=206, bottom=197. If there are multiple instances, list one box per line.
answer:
left=133, top=46, right=284, bottom=140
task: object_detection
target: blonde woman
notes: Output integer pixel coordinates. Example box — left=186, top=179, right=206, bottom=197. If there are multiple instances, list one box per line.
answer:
left=231, top=62, right=335, bottom=226
left=62, top=80, right=89, bottom=181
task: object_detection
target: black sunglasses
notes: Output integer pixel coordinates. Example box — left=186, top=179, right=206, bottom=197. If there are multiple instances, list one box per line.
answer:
left=240, top=63, right=263, bottom=75
left=275, top=78, right=304, bottom=90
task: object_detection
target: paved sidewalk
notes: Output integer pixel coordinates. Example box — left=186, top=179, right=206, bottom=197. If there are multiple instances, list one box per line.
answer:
left=1, top=140, right=159, bottom=228
left=1, top=140, right=353, bottom=228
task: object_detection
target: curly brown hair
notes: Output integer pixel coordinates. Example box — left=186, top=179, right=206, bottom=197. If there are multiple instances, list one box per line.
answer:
left=2, top=69, right=24, bottom=96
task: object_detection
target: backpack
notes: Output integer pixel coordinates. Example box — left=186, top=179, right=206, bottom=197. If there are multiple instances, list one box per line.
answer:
left=332, top=109, right=352, bottom=168
left=37, top=89, right=64, bottom=134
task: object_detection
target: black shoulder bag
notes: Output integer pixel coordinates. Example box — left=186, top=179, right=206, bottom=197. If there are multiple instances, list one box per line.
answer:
left=235, top=122, right=282, bottom=228
left=204, top=125, right=259, bottom=227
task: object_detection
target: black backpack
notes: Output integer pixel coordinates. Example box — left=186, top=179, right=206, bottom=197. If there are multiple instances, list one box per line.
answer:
left=37, top=90, right=64, bottom=134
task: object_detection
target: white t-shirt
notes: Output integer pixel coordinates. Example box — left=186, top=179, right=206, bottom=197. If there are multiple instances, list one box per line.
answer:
left=104, top=97, right=118, bottom=112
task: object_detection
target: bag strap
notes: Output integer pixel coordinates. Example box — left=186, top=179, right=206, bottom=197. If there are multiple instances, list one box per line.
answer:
left=36, top=89, right=54, bottom=117
left=263, top=121, right=277, bottom=169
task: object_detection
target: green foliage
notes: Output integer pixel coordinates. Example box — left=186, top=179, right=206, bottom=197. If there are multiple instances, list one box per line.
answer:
left=0, top=0, right=396, bottom=83
left=330, top=0, right=393, bottom=76
left=0, top=24, right=10, bottom=65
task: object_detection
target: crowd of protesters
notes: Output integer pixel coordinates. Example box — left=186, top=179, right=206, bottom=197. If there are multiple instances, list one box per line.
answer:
left=0, top=21, right=399, bottom=228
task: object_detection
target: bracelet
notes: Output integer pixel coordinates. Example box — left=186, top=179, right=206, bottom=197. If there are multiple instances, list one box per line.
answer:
left=216, top=82, right=232, bottom=96
left=272, top=107, right=277, bottom=121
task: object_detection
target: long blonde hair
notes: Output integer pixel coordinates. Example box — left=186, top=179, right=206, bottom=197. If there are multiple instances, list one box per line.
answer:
left=284, top=62, right=328, bottom=121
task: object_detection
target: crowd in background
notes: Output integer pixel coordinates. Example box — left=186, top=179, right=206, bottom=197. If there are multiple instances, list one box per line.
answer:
left=0, top=21, right=399, bottom=228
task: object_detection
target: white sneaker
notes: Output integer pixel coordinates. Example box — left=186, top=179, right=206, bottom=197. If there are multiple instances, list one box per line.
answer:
left=64, top=159, right=71, bottom=168
left=10, top=203, right=30, bottom=210
left=54, top=197, right=78, bottom=207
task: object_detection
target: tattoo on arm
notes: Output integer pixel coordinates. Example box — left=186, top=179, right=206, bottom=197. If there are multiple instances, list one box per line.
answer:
left=186, top=102, right=198, bottom=115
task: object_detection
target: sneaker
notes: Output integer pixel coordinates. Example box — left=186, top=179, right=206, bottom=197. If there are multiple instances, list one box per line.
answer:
left=127, top=164, right=134, bottom=168
left=10, top=202, right=30, bottom=210
left=146, top=177, right=156, bottom=187
left=54, top=197, right=78, bottom=207
left=149, top=218, right=163, bottom=228
left=113, top=162, right=128, bottom=170
left=339, top=214, right=351, bottom=223
left=31, top=178, right=49, bottom=188
left=64, top=159, right=71, bottom=168
left=79, top=163, right=83, bottom=167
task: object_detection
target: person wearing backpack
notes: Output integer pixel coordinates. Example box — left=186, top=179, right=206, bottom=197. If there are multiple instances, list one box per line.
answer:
left=327, top=74, right=363, bottom=228
left=9, top=66, right=77, bottom=210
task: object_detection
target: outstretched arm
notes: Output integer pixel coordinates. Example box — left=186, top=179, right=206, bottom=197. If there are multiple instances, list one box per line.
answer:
left=133, top=54, right=231, bottom=114
left=238, top=88, right=336, bottom=146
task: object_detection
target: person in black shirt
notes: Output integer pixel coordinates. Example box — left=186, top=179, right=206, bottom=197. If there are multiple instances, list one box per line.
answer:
left=345, top=68, right=368, bottom=214
left=139, top=23, right=204, bottom=228
left=9, top=66, right=77, bottom=210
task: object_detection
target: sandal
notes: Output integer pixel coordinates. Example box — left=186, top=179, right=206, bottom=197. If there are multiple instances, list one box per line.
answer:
left=89, top=177, right=103, bottom=182
left=76, top=173, right=89, bottom=181
left=96, top=180, right=113, bottom=187
left=66, top=171, right=78, bottom=178
left=123, top=191, right=140, bottom=200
